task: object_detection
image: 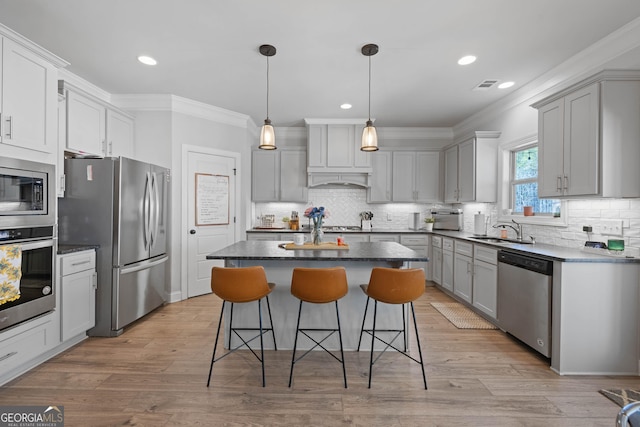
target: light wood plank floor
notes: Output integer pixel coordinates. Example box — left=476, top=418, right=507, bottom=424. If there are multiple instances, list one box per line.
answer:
left=0, top=285, right=635, bottom=426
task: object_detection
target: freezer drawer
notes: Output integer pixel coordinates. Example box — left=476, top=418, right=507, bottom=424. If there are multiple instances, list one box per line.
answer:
left=113, top=255, right=167, bottom=333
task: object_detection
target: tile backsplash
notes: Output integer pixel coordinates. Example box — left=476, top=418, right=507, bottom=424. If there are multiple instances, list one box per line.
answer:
left=253, top=188, right=640, bottom=255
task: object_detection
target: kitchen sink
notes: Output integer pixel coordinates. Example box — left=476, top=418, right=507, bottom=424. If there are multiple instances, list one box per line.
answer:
left=470, top=236, right=533, bottom=245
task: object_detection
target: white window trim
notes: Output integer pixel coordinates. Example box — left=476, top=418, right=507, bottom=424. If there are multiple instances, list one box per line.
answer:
left=497, top=134, right=568, bottom=227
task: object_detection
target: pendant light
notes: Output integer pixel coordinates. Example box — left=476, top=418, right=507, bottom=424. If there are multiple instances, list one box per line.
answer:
left=361, top=43, right=379, bottom=152
left=259, top=44, right=277, bottom=150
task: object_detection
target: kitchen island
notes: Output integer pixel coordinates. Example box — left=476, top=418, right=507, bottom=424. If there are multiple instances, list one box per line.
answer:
left=206, top=240, right=428, bottom=350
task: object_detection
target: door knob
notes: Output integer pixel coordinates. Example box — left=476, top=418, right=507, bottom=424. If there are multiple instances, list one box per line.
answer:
left=189, top=229, right=196, bottom=234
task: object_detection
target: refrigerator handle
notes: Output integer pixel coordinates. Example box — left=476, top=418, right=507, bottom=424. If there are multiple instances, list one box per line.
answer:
left=149, top=172, right=157, bottom=247
left=152, top=172, right=161, bottom=247
left=143, top=172, right=151, bottom=250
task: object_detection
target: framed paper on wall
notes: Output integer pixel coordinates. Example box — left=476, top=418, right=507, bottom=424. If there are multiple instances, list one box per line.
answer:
left=195, top=173, right=229, bottom=225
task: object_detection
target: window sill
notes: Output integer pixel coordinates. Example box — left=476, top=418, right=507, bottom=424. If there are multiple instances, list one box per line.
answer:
left=496, top=213, right=568, bottom=227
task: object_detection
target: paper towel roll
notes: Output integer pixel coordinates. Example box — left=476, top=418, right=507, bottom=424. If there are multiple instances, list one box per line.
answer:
left=474, top=213, right=486, bottom=235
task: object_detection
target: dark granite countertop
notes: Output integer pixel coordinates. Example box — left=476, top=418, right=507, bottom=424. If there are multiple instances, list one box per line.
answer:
left=247, top=227, right=428, bottom=234
left=57, top=244, right=99, bottom=255
left=431, top=230, right=640, bottom=263
left=207, top=241, right=428, bottom=262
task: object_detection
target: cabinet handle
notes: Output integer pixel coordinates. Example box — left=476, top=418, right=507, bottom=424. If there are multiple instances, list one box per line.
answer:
left=93, top=272, right=98, bottom=289
left=4, top=115, right=12, bottom=139
left=60, top=175, right=66, bottom=193
left=563, top=175, right=569, bottom=190
left=0, top=351, right=17, bottom=362
left=109, top=141, right=113, bottom=155
left=556, top=176, right=562, bottom=192
left=71, top=260, right=92, bottom=266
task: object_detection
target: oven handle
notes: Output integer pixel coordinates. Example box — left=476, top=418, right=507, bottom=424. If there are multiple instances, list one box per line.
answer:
left=16, top=239, right=54, bottom=251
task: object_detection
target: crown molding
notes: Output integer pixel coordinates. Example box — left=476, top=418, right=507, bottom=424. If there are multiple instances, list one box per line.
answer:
left=0, top=23, right=69, bottom=68
left=111, top=94, right=251, bottom=128
left=304, top=118, right=369, bottom=126
left=377, top=127, right=453, bottom=141
left=59, top=69, right=112, bottom=103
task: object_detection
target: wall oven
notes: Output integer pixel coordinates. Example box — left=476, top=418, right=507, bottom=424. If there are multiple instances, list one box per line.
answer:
left=0, top=157, right=56, bottom=331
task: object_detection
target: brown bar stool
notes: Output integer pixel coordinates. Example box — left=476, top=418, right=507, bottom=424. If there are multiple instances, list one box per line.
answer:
left=357, top=267, right=427, bottom=389
left=289, top=267, right=349, bottom=388
left=206, top=266, right=276, bottom=387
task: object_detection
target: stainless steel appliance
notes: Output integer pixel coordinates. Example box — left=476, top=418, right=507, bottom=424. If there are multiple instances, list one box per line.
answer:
left=0, top=157, right=55, bottom=229
left=431, top=209, right=463, bottom=231
left=59, top=157, right=169, bottom=337
left=497, top=250, right=553, bottom=357
left=0, top=226, right=55, bottom=331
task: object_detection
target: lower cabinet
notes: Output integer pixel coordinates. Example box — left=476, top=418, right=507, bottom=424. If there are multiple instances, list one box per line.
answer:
left=59, top=250, right=97, bottom=341
left=400, top=234, right=429, bottom=277
left=246, top=232, right=283, bottom=241
left=472, top=245, right=498, bottom=319
left=453, top=240, right=473, bottom=303
left=441, top=238, right=454, bottom=292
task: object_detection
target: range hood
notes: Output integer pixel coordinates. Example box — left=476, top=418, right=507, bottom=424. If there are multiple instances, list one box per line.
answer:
left=307, top=172, right=370, bottom=188
left=305, top=119, right=373, bottom=188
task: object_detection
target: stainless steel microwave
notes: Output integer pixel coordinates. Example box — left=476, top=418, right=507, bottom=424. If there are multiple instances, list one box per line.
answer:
left=0, top=157, right=55, bottom=228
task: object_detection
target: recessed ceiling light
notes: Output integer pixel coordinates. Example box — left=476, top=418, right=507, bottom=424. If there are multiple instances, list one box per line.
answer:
left=137, top=55, right=157, bottom=66
left=340, top=103, right=352, bottom=110
left=498, top=81, right=515, bottom=89
left=457, top=55, right=476, bottom=65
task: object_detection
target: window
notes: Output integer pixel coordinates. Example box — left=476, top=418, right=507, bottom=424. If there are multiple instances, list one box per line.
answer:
left=511, top=145, right=559, bottom=215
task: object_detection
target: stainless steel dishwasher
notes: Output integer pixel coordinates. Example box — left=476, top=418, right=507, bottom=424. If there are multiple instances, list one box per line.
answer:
left=497, top=250, right=553, bottom=358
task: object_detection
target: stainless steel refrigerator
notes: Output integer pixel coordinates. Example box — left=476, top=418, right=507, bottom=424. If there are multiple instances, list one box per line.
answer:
left=59, top=157, right=169, bottom=336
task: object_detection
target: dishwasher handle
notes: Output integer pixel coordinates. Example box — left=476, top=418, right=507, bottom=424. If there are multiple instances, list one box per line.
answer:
left=498, top=250, right=553, bottom=276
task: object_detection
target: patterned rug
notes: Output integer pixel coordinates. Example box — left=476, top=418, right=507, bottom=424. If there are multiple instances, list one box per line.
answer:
left=600, top=389, right=640, bottom=407
left=430, top=302, right=498, bottom=330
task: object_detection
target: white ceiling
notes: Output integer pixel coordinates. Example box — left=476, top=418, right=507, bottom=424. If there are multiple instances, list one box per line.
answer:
left=2, top=1, right=640, bottom=128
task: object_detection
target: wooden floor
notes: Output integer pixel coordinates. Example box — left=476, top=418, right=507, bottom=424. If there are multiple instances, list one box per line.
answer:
left=0, top=285, right=635, bottom=426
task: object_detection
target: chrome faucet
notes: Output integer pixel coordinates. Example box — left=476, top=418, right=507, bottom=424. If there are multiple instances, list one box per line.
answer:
left=493, top=219, right=523, bottom=241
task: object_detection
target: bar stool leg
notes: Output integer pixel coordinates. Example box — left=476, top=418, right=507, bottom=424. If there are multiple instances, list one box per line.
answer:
left=207, top=301, right=226, bottom=387
left=368, top=300, right=378, bottom=389
left=258, top=298, right=266, bottom=387
left=227, top=302, right=235, bottom=349
left=288, top=300, right=304, bottom=387
left=265, top=295, right=277, bottom=350
left=411, top=302, right=428, bottom=390
left=402, top=303, right=407, bottom=352
left=357, top=296, right=371, bottom=351
left=335, top=300, right=347, bottom=388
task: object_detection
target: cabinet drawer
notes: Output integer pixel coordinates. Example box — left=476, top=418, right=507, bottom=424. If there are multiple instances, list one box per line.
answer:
left=0, top=320, right=50, bottom=374
left=400, top=235, right=428, bottom=245
left=431, top=235, right=442, bottom=248
left=442, top=238, right=454, bottom=251
left=370, top=234, right=400, bottom=243
left=474, top=245, right=498, bottom=265
left=454, top=240, right=473, bottom=256
left=60, top=251, right=96, bottom=276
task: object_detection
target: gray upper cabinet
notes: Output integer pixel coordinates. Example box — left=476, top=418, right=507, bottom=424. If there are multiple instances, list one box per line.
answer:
left=533, top=70, right=640, bottom=198
left=444, top=131, right=500, bottom=203
left=368, top=150, right=392, bottom=203
left=252, top=149, right=307, bottom=202
left=392, top=151, right=440, bottom=202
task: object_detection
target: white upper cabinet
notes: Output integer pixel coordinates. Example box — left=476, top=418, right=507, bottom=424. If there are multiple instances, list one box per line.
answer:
left=106, top=108, right=134, bottom=158
left=0, top=37, right=60, bottom=153
left=368, top=150, right=392, bottom=203
left=305, top=120, right=372, bottom=187
left=60, top=81, right=135, bottom=158
left=533, top=71, right=640, bottom=198
left=392, top=151, right=440, bottom=202
left=443, top=132, right=500, bottom=203
left=252, top=149, right=307, bottom=202
left=65, top=88, right=106, bottom=155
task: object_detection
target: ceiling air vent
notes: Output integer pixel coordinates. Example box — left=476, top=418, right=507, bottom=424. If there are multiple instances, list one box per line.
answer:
left=473, top=79, right=499, bottom=91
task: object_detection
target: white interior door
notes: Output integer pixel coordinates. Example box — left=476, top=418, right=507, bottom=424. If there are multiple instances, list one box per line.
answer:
left=186, top=150, right=237, bottom=297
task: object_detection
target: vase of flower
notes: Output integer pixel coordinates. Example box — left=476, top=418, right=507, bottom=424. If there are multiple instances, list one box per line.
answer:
left=304, top=206, right=329, bottom=246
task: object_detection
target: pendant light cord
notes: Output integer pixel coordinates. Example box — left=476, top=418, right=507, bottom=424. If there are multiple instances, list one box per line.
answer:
left=266, top=55, right=270, bottom=121
left=367, top=55, right=372, bottom=121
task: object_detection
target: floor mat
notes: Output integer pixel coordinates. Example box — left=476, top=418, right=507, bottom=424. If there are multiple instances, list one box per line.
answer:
left=430, top=302, right=498, bottom=329
left=600, top=389, right=640, bottom=407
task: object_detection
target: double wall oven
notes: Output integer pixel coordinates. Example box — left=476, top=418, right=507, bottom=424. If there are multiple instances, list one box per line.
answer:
left=0, top=157, right=56, bottom=331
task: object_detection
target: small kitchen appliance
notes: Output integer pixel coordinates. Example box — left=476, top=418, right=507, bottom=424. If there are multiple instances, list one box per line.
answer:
left=431, top=209, right=463, bottom=231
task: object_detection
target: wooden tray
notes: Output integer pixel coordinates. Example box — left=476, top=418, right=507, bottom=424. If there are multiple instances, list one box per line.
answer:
left=279, top=242, right=349, bottom=250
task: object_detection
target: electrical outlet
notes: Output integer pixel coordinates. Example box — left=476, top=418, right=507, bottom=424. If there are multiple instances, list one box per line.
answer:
left=601, top=219, right=623, bottom=236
